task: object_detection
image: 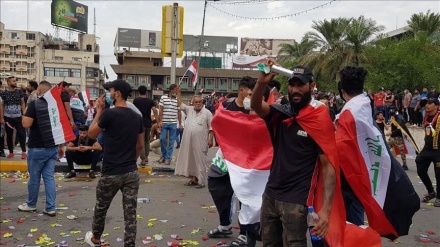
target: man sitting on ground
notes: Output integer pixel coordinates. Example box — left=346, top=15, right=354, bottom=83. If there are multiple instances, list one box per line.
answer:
left=65, top=125, right=102, bottom=178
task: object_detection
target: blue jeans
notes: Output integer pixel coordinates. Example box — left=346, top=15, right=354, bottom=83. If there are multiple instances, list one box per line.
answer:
left=342, top=188, right=365, bottom=226
left=175, top=128, right=184, bottom=145
left=160, top=123, right=177, bottom=161
left=26, top=146, right=58, bottom=211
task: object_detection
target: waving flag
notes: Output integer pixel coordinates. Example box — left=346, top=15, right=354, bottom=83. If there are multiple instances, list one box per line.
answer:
left=78, top=89, right=91, bottom=107
left=211, top=104, right=272, bottom=225
left=335, top=95, right=419, bottom=240
left=35, top=86, right=76, bottom=147
left=183, top=60, right=198, bottom=88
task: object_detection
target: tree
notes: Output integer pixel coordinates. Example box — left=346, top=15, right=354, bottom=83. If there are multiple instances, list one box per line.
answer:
left=407, top=10, right=440, bottom=37
left=276, top=38, right=317, bottom=64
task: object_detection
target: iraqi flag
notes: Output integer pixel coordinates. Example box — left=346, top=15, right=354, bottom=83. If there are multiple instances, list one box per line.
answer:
left=335, top=94, right=420, bottom=240
left=211, top=103, right=272, bottom=225
left=35, top=86, right=76, bottom=147
left=78, top=89, right=91, bottom=107
left=390, top=116, right=419, bottom=158
left=183, top=60, right=198, bottom=88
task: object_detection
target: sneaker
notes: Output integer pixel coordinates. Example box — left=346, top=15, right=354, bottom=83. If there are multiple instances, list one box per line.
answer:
left=65, top=171, right=77, bottom=179
left=158, top=157, right=165, bottom=163
left=164, top=160, right=171, bottom=165
left=43, top=209, right=56, bottom=217
left=89, top=171, right=96, bottom=178
left=0, top=151, right=5, bottom=157
left=207, top=227, right=233, bottom=238
left=85, top=231, right=101, bottom=247
left=21, top=152, right=27, bottom=159
left=18, top=203, right=36, bottom=212
left=230, top=234, right=247, bottom=247
left=402, top=165, right=408, bottom=170
left=7, top=153, right=14, bottom=159
left=434, top=199, right=440, bottom=207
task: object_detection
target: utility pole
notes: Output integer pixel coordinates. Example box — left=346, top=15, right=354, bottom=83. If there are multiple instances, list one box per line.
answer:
left=196, top=0, right=208, bottom=92
left=170, top=3, right=179, bottom=85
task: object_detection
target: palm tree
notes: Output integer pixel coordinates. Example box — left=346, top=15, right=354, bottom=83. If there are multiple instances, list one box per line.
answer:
left=300, top=17, right=351, bottom=82
left=407, top=10, right=440, bottom=37
left=276, top=38, right=317, bottom=63
left=345, top=16, right=385, bottom=65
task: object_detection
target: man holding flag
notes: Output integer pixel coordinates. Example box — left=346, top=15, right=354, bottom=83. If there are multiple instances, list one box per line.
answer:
left=251, top=64, right=344, bottom=247
left=335, top=66, right=419, bottom=239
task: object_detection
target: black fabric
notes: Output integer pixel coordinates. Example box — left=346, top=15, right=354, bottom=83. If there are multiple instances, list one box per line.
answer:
left=98, top=107, right=144, bottom=175
left=133, top=97, right=156, bottom=128
left=416, top=149, right=440, bottom=196
left=72, top=108, right=86, bottom=124
left=70, top=135, right=97, bottom=147
left=376, top=121, right=386, bottom=135
left=25, top=100, right=45, bottom=148
left=34, top=97, right=57, bottom=148
left=423, top=114, right=439, bottom=150
left=390, top=122, right=402, bottom=137
left=208, top=164, right=228, bottom=178
left=208, top=172, right=234, bottom=226
left=263, top=105, right=323, bottom=205
left=4, top=116, right=26, bottom=152
left=61, top=90, right=70, bottom=103
left=66, top=149, right=101, bottom=171
left=222, top=98, right=249, bottom=114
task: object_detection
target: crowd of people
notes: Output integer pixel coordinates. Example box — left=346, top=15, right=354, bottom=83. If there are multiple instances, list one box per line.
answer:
left=1, top=62, right=439, bottom=247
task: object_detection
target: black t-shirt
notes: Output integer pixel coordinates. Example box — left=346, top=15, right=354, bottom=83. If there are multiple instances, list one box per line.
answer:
left=24, top=100, right=45, bottom=148
left=390, top=122, right=402, bottom=138
left=133, top=97, right=156, bottom=128
left=61, top=91, right=70, bottom=103
left=263, top=106, right=323, bottom=205
left=423, top=114, right=439, bottom=150
left=376, top=121, right=385, bottom=135
left=70, top=136, right=96, bottom=147
left=98, top=107, right=144, bottom=175
left=222, top=98, right=249, bottom=114
left=0, top=89, right=23, bottom=118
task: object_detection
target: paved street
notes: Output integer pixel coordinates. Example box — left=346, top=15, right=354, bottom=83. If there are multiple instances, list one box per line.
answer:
left=0, top=126, right=439, bottom=246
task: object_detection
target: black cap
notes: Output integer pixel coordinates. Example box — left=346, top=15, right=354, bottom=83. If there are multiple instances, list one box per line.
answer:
left=316, top=92, right=329, bottom=100
left=59, top=81, right=72, bottom=87
left=288, top=65, right=314, bottom=84
left=427, top=97, right=439, bottom=105
left=103, top=79, right=132, bottom=97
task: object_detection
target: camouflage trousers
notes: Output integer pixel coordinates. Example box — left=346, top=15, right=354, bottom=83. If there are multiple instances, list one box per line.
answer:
left=388, top=137, right=407, bottom=165
left=260, top=193, right=308, bottom=247
left=92, top=171, right=140, bottom=247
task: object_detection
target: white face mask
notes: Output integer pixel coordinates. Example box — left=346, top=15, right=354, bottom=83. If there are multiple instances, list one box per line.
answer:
left=243, top=97, right=252, bottom=110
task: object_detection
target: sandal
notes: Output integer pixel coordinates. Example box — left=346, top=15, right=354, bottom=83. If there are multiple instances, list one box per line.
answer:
left=184, top=180, right=197, bottom=186
left=230, top=235, right=247, bottom=247
left=207, top=227, right=233, bottom=238
left=422, top=192, right=436, bottom=202
left=434, top=199, right=440, bottom=207
left=195, top=184, right=205, bottom=189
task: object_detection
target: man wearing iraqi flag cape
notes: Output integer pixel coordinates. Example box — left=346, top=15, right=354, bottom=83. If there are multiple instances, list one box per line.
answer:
left=335, top=66, right=420, bottom=240
left=251, top=63, right=346, bottom=246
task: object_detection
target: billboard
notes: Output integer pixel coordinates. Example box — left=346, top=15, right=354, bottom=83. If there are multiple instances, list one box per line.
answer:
left=116, top=28, right=161, bottom=49
left=240, top=38, right=295, bottom=56
left=232, top=55, right=275, bottom=69
left=161, top=4, right=184, bottom=58
left=183, top=35, right=238, bottom=53
left=51, top=0, right=88, bottom=33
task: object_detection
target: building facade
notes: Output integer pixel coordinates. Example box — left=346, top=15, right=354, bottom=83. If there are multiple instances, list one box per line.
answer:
left=0, top=22, right=102, bottom=98
left=112, top=50, right=260, bottom=101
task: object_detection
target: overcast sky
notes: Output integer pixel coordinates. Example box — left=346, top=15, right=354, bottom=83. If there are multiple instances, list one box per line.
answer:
left=1, top=0, right=439, bottom=80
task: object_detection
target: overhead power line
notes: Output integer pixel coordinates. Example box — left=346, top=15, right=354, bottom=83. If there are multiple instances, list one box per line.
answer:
left=208, top=0, right=339, bottom=21
left=211, top=0, right=274, bottom=5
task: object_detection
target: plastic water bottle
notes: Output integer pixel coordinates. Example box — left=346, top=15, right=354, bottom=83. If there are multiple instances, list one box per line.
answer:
left=307, top=206, right=327, bottom=247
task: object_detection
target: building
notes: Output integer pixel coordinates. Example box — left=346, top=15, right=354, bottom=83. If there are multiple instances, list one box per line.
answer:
left=0, top=22, right=102, bottom=97
left=111, top=51, right=260, bottom=101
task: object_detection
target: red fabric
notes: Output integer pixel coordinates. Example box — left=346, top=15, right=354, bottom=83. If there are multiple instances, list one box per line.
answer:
left=267, top=91, right=276, bottom=105
left=344, top=224, right=381, bottom=247
left=285, top=104, right=345, bottom=247
left=336, top=110, right=397, bottom=238
left=211, top=105, right=272, bottom=170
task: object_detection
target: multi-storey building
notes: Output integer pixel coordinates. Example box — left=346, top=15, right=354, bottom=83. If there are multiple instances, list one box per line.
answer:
left=0, top=22, right=102, bottom=98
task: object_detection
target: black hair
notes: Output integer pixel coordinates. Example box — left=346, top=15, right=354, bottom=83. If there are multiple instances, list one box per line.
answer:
left=28, top=80, right=38, bottom=90
left=376, top=111, right=384, bottom=116
left=169, top=84, right=177, bottom=90
left=239, top=76, right=256, bottom=90
left=79, top=125, right=89, bottom=132
left=339, top=66, right=367, bottom=97
left=268, top=80, right=281, bottom=91
left=138, top=85, right=147, bottom=95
